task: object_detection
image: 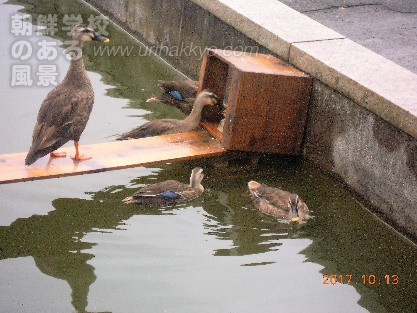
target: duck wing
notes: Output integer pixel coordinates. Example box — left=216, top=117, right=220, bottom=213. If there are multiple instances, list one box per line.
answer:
left=254, top=185, right=291, bottom=209
left=166, top=97, right=194, bottom=115
left=132, top=180, right=189, bottom=199
left=25, top=89, right=94, bottom=165
left=158, top=80, right=198, bottom=100
left=116, top=119, right=181, bottom=140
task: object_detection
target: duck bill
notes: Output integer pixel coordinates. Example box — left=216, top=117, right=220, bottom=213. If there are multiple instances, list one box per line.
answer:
left=93, top=35, right=110, bottom=43
left=290, top=206, right=299, bottom=222
left=215, top=101, right=224, bottom=109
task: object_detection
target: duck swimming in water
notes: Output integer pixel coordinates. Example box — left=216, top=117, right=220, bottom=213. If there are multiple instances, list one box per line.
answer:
left=248, top=181, right=309, bottom=222
left=146, top=80, right=198, bottom=115
left=123, top=167, right=205, bottom=205
left=25, top=24, right=109, bottom=166
left=117, top=90, right=219, bottom=140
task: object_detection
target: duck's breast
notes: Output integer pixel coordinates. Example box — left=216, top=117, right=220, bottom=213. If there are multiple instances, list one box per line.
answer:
left=70, top=87, right=94, bottom=140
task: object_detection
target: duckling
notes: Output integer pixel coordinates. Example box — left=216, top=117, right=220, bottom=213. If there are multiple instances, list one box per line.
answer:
left=123, top=167, right=205, bottom=205
left=25, top=24, right=109, bottom=166
left=146, top=80, right=198, bottom=115
left=117, top=90, right=219, bottom=140
left=248, top=181, right=309, bottom=222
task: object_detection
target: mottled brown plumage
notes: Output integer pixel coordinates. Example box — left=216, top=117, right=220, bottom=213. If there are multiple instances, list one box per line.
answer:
left=117, top=90, right=218, bottom=140
left=123, top=167, right=204, bottom=205
left=25, top=24, right=109, bottom=165
left=146, top=80, right=198, bottom=114
left=248, top=181, right=309, bottom=221
left=146, top=80, right=223, bottom=122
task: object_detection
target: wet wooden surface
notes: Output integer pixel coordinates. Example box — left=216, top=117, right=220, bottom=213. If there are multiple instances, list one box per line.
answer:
left=0, top=130, right=225, bottom=184
left=200, top=122, right=222, bottom=141
left=205, top=49, right=310, bottom=77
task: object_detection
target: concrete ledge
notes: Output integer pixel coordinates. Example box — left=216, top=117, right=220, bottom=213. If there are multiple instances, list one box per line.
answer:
left=290, top=39, right=417, bottom=139
left=191, top=0, right=417, bottom=140
left=192, top=0, right=344, bottom=60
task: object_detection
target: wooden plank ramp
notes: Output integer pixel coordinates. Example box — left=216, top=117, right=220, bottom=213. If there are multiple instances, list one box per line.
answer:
left=0, top=130, right=225, bottom=184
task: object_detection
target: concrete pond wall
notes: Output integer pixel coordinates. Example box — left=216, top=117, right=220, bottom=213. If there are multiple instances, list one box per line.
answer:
left=83, top=0, right=417, bottom=240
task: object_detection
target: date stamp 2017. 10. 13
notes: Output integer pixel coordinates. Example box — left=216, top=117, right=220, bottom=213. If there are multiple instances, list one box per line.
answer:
left=322, top=274, right=399, bottom=286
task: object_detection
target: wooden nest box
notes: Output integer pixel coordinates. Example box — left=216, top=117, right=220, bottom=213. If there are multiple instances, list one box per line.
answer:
left=199, top=49, right=312, bottom=155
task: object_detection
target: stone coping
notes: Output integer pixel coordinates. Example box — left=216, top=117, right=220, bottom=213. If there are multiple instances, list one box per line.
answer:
left=191, top=0, right=417, bottom=139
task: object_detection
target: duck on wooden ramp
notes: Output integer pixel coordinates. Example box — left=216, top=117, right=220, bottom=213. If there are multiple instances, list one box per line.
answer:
left=25, top=24, right=109, bottom=166
left=0, top=131, right=225, bottom=184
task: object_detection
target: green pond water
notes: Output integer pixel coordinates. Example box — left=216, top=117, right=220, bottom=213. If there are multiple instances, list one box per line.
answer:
left=0, top=0, right=416, bottom=312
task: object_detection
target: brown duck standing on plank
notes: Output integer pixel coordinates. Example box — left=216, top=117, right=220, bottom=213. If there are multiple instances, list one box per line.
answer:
left=117, top=90, right=219, bottom=140
left=123, top=167, right=204, bottom=205
left=248, top=181, right=309, bottom=222
left=25, top=24, right=109, bottom=166
left=146, top=80, right=198, bottom=115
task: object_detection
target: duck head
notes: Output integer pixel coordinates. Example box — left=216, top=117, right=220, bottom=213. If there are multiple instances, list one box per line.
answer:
left=248, top=180, right=261, bottom=192
left=288, top=194, right=300, bottom=222
left=196, top=90, right=220, bottom=107
left=71, top=24, right=110, bottom=45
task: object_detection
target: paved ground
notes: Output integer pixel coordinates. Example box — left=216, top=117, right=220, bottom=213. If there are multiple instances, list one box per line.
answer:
left=279, top=0, right=417, bottom=74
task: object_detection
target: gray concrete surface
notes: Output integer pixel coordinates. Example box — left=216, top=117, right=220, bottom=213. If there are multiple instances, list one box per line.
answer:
left=305, top=80, right=417, bottom=238
left=280, top=0, right=417, bottom=74
left=192, top=0, right=345, bottom=60
left=291, top=38, right=417, bottom=139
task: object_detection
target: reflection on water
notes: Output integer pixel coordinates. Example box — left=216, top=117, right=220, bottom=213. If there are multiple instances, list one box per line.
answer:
left=1, top=157, right=416, bottom=312
left=0, top=0, right=416, bottom=312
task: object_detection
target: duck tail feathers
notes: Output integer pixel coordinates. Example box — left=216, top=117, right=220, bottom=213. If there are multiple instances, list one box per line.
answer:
left=115, top=135, right=127, bottom=141
left=190, top=167, right=204, bottom=188
left=25, top=150, right=39, bottom=166
left=25, top=145, right=57, bottom=166
left=25, top=124, right=64, bottom=165
left=25, top=141, right=47, bottom=166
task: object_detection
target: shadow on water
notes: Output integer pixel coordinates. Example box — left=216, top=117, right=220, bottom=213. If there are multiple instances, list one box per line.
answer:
left=1, top=155, right=416, bottom=312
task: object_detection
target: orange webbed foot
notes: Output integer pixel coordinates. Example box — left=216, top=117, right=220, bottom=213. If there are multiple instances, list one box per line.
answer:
left=71, top=154, right=92, bottom=161
left=71, top=141, right=91, bottom=161
left=50, top=151, right=67, bottom=158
